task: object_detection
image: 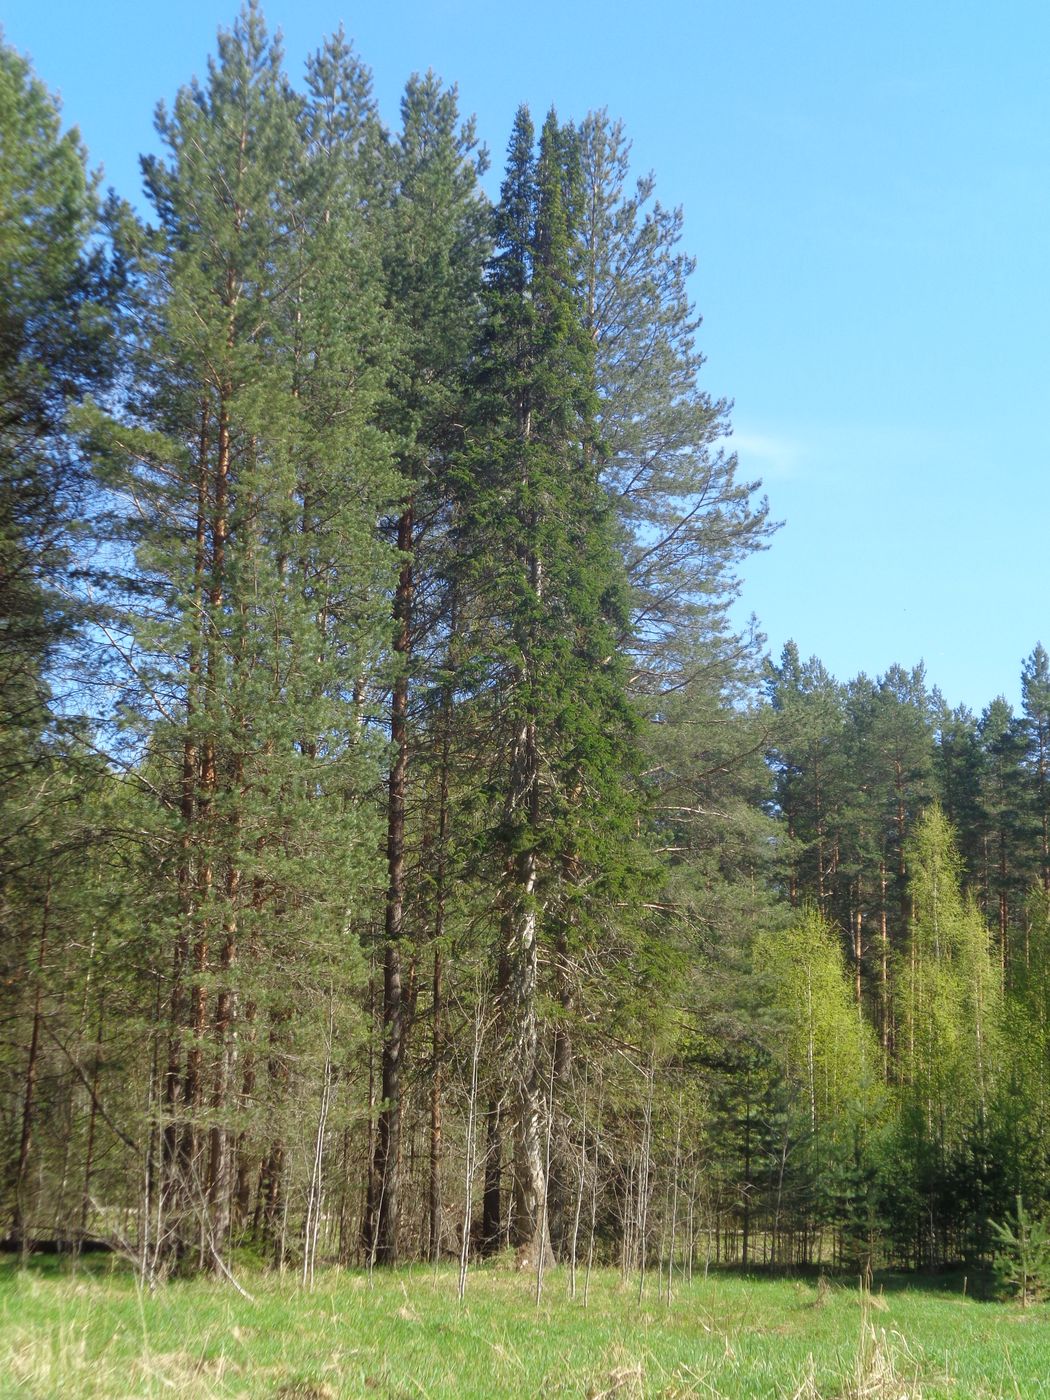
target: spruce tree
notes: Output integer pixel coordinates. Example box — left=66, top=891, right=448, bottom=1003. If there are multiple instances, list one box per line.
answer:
left=453, top=107, right=644, bottom=1267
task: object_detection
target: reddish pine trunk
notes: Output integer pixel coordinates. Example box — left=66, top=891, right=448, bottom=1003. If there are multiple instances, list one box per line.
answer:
left=372, top=500, right=414, bottom=1264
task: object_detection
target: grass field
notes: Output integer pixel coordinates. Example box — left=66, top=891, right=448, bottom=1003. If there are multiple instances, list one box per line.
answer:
left=2, top=1256, right=1049, bottom=1398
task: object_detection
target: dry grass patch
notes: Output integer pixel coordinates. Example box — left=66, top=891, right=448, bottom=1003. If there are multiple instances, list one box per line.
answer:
left=586, top=1347, right=645, bottom=1399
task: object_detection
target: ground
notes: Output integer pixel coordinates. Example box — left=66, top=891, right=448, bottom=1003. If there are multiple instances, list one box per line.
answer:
left=2, top=1257, right=1049, bottom=1397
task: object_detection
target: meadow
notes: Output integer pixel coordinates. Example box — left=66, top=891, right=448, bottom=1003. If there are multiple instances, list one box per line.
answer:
left=2, top=1258, right=1049, bottom=1399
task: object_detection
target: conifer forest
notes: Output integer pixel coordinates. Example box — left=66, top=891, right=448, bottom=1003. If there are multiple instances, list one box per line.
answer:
left=5, top=5, right=1050, bottom=1289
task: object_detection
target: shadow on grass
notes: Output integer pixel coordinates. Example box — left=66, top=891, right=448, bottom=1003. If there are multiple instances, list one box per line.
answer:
left=0, top=1249, right=131, bottom=1286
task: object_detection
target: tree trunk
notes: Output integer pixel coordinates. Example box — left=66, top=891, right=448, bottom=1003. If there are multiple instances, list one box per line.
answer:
left=508, top=883, right=553, bottom=1269
left=372, top=499, right=414, bottom=1265
left=182, top=385, right=231, bottom=1238
left=206, top=865, right=239, bottom=1257
left=80, top=1001, right=105, bottom=1238
left=164, top=401, right=209, bottom=1248
left=879, top=861, right=891, bottom=1061
left=546, top=923, right=573, bottom=1255
left=429, top=943, right=444, bottom=1262
left=428, top=622, right=454, bottom=1263
left=11, top=877, right=51, bottom=1249
left=233, top=998, right=257, bottom=1228
left=481, top=1100, right=502, bottom=1255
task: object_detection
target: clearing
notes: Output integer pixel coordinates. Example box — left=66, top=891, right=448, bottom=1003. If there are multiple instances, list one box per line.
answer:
left=1, top=1258, right=1048, bottom=1397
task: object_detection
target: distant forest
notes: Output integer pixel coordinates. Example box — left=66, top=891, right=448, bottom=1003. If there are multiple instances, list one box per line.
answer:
left=4, top=4, right=1050, bottom=1282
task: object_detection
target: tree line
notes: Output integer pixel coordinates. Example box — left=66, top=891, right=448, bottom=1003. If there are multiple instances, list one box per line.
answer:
left=2, top=4, right=1046, bottom=1284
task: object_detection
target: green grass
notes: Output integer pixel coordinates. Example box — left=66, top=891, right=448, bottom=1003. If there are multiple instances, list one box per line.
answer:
left=2, top=1256, right=1049, bottom=1398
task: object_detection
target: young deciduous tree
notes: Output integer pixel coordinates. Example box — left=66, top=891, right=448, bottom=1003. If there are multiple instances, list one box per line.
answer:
left=755, top=908, right=879, bottom=1136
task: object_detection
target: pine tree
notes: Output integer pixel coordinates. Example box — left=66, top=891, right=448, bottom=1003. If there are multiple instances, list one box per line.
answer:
left=577, top=111, right=773, bottom=687
left=1021, top=645, right=1050, bottom=894
left=0, top=38, right=115, bottom=1248
left=0, top=40, right=109, bottom=757
left=977, top=697, right=1029, bottom=972
left=82, top=4, right=397, bottom=1267
left=560, top=113, right=780, bottom=1261
left=765, top=643, right=849, bottom=912
left=933, top=701, right=985, bottom=881
left=844, top=664, right=935, bottom=1050
left=365, top=69, right=488, bottom=1266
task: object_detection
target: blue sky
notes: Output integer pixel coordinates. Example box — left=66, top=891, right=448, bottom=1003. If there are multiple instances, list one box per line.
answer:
left=6, top=0, right=1049, bottom=714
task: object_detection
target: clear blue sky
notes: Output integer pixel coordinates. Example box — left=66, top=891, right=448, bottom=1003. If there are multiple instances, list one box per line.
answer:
left=6, top=0, right=1049, bottom=715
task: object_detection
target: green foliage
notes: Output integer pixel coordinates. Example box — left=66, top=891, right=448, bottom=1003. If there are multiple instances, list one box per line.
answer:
left=989, top=1196, right=1050, bottom=1304
left=898, top=805, right=1003, bottom=1137
left=454, top=105, right=647, bottom=903
left=577, top=111, right=773, bottom=683
left=765, top=644, right=849, bottom=911
left=755, top=908, right=881, bottom=1137
left=0, top=35, right=109, bottom=808
left=1022, top=644, right=1050, bottom=894
left=0, top=36, right=119, bottom=1240
left=14, top=0, right=1050, bottom=1286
